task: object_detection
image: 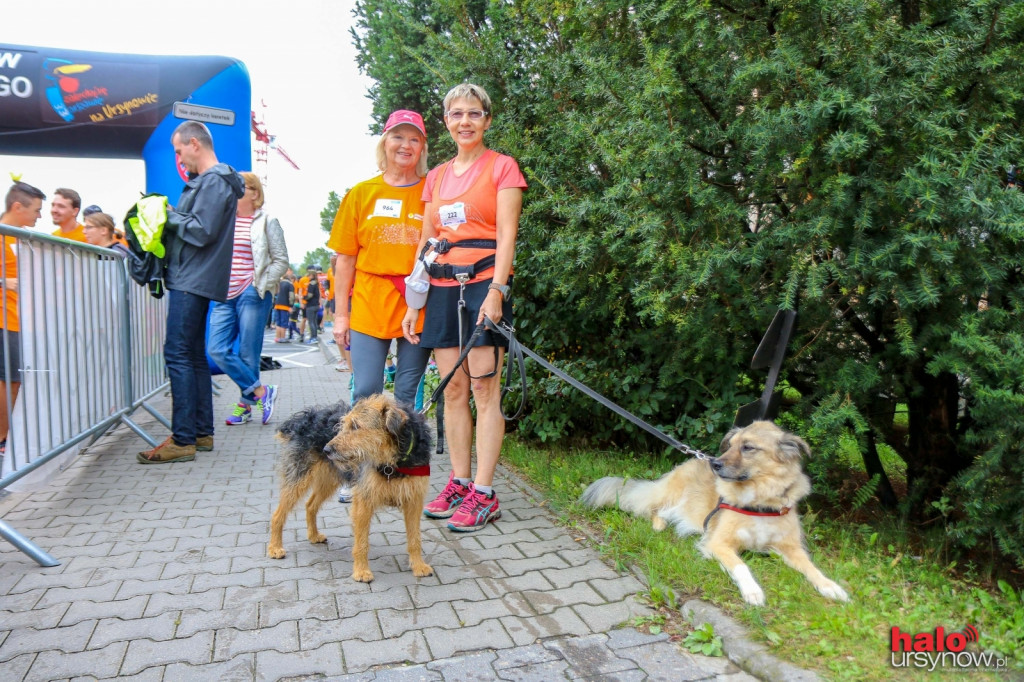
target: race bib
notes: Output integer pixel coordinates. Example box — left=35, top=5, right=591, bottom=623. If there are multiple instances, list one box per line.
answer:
left=373, top=199, right=403, bottom=219
left=438, top=202, right=466, bottom=230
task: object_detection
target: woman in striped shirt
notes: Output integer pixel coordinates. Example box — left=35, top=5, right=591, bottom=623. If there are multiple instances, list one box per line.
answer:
left=208, top=172, right=290, bottom=426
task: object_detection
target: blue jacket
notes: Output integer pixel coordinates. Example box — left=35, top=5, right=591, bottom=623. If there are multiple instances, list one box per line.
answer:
left=165, top=163, right=245, bottom=301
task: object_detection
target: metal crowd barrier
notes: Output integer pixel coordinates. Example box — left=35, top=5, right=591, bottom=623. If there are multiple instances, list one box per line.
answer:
left=0, top=225, right=169, bottom=566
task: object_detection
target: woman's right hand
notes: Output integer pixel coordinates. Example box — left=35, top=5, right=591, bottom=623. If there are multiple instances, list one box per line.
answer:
left=333, top=315, right=351, bottom=349
left=402, top=307, right=421, bottom=345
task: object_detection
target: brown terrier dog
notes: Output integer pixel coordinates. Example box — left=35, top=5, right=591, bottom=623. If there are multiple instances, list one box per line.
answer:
left=267, top=394, right=433, bottom=582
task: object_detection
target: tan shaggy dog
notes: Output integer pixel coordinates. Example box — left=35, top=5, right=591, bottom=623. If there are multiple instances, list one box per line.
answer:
left=267, top=395, right=433, bottom=582
left=581, top=420, right=848, bottom=605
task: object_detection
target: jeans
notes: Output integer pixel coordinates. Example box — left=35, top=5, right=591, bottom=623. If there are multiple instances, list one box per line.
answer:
left=165, top=289, right=214, bottom=445
left=350, top=330, right=430, bottom=408
left=208, top=285, right=274, bottom=404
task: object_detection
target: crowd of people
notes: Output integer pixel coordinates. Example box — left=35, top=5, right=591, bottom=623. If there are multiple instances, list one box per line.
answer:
left=2, top=81, right=524, bottom=533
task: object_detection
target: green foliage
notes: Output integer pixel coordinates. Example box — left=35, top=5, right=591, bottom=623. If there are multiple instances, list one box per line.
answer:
left=683, top=623, right=724, bottom=657
left=353, top=0, right=1024, bottom=566
left=300, top=247, right=333, bottom=273
left=319, top=191, right=341, bottom=233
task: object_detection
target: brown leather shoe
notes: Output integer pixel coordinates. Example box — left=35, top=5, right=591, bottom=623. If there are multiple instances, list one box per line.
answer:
left=137, top=437, right=196, bottom=464
left=195, top=435, right=213, bottom=451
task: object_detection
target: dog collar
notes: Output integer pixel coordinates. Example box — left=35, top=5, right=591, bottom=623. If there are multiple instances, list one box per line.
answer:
left=377, top=464, right=431, bottom=480
left=702, top=497, right=791, bottom=533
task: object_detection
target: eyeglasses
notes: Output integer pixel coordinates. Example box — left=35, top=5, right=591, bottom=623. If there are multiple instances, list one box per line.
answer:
left=445, top=109, right=488, bottom=121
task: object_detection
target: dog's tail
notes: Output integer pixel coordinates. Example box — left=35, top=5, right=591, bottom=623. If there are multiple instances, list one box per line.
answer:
left=580, top=476, right=667, bottom=518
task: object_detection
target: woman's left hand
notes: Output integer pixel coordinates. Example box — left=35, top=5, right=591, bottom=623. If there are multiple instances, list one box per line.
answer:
left=477, top=288, right=503, bottom=326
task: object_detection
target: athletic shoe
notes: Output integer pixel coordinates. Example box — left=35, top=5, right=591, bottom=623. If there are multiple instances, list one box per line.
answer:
left=225, top=403, right=252, bottom=425
left=337, top=485, right=353, bottom=503
left=423, top=473, right=471, bottom=519
left=306, top=338, right=319, bottom=345
left=257, top=385, right=277, bottom=425
left=447, top=484, right=501, bottom=531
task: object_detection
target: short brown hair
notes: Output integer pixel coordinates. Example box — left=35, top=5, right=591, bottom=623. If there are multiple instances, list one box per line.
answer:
left=54, top=187, right=81, bottom=210
left=5, top=182, right=46, bottom=212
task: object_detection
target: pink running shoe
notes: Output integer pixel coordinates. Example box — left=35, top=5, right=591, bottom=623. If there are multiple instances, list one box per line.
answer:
left=423, top=473, right=471, bottom=519
left=447, top=484, right=501, bottom=532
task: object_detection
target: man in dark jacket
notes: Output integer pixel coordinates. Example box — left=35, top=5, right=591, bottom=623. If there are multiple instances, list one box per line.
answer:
left=139, top=120, right=245, bottom=464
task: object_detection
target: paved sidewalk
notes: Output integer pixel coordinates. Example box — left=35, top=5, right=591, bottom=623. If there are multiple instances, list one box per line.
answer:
left=0, top=336, right=767, bottom=681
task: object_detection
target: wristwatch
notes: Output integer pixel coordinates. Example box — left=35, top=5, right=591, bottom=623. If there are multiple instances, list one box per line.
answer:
left=488, top=282, right=511, bottom=301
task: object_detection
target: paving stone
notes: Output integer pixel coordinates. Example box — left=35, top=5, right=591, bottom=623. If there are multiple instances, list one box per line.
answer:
left=214, top=620, right=300, bottom=661
left=121, top=630, right=214, bottom=675
left=298, top=609, right=382, bottom=649
left=164, top=653, right=256, bottom=682
left=616, top=640, right=714, bottom=681
left=112, top=575, right=193, bottom=600
left=432, top=561, right=506, bottom=583
left=542, top=633, right=635, bottom=677
left=258, top=638, right=350, bottom=675
left=259, top=595, right=339, bottom=627
left=74, top=665, right=165, bottom=682
left=0, top=620, right=95, bottom=662
left=520, top=583, right=607, bottom=615
left=90, top=612, right=179, bottom=649
left=494, top=658, right=571, bottom=681
left=474, top=529, right=540, bottom=549
left=476, top=573, right=555, bottom=600
left=604, top=627, right=670, bottom=650
left=422, top=619, right=514, bottom=660
left=175, top=603, right=260, bottom=638
left=372, top=662, right=444, bottom=681
left=587, top=575, right=646, bottom=602
left=378, top=600, right=460, bottom=638
left=26, top=641, right=127, bottom=680
left=62, top=551, right=139, bottom=573
left=192, top=566, right=263, bottom=592
left=425, top=650, right=500, bottom=681
left=223, top=582, right=298, bottom=610
left=342, top=631, right=431, bottom=673
left=161, top=555, right=231, bottom=581
left=141, top=585, right=225, bottom=614
left=513, top=536, right=583, bottom=558
left=36, top=582, right=120, bottom=609
left=541, top=561, right=622, bottom=589
left=501, top=553, right=571, bottom=577
left=1, top=603, right=70, bottom=630
left=571, top=601, right=642, bottom=633
left=500, top=606, right=592, bottom=646
left=11, top=567, right=95, bottom=594
left=450, top=595, right=534, bottom=627
left=408, top=579, right=486, bottom=609
left=336, top=585, right=415, bottom=618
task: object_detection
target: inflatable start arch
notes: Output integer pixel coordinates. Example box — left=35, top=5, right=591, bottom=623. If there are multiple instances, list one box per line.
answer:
left=0, top=43, right=251, bottom=200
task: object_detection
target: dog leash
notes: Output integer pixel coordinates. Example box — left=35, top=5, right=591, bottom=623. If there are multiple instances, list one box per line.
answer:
left=486, top=318, right=711, bottom=460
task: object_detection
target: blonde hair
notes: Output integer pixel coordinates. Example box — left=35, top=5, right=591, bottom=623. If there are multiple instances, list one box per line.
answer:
left=241, top=172, right=264, bottom=210
left=375, top=127, right=429, bottom=178
left=443, top=82, right=492, bottom=116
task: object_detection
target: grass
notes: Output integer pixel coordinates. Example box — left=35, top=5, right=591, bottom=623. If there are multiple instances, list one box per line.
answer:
left=501, top=436, right=1024, bottom=681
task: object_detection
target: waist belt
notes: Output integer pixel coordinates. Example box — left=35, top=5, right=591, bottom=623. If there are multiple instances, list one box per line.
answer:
left=426, top=254, right=496, bottom=280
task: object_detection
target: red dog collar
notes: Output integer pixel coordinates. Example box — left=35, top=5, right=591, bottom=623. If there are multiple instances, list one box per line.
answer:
left=377, top=464, right=430, bottom=480
left=703, top=497, right=791, bottom=532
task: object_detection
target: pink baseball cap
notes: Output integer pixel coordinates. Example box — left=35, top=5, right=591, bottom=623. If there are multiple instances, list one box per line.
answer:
left=383, top=110, right=426, bottom=136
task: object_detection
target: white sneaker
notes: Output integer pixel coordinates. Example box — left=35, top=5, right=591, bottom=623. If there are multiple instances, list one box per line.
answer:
left=337, top=485, right=353, bottom=503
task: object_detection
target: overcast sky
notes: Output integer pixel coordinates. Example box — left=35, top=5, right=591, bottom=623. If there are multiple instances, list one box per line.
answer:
left=0, top=0, right=382, bottom=264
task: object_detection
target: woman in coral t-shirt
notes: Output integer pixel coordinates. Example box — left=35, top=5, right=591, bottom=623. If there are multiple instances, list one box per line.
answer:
left=328, top=110, right=432, bottom=409
left=403, top=83, right=527, bottom=532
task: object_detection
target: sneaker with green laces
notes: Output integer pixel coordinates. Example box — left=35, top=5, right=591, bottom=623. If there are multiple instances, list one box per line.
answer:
left=225, top=403, right=252, bottom=425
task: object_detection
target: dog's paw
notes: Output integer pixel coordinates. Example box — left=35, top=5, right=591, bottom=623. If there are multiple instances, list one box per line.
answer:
left=651, top=515, right=667, bottom=532
left=352, top=568, right=374, bottom=583
left=740, top=586, right=766, bottom=606
left=817, top=580, right=850, bottom=602
left=267, top=546, right=287, bottom=559
left=307, top=532, right=327, bottom=545
left=412, top=562, right=434, bottom=578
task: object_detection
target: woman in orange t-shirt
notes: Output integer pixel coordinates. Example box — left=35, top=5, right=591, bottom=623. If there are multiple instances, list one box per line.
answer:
left=327, top=110, right=431, bottom=408
left=402, top=83, right=527, bottom=532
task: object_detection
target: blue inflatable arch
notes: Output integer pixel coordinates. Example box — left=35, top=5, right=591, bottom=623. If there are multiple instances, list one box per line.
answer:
left=0, top=44, right=251, bottom=200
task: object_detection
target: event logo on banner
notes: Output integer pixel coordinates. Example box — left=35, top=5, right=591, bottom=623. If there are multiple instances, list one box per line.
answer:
left=41, top=56, right=159, bottom=125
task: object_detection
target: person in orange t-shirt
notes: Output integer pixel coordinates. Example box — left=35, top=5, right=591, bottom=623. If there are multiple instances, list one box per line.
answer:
left=50, top=187, right=88, bottom=243
left=329, top=109, right=431, bottom=411
left=0, top=181, right=46, bottom=454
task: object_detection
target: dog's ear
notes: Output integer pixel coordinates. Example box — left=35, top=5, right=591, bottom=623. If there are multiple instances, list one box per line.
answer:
left=720, top=427, right=740, bottom=454
left=777, top=432, right=811, bottom=461
left=383, top=403, right=408, bottom=443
